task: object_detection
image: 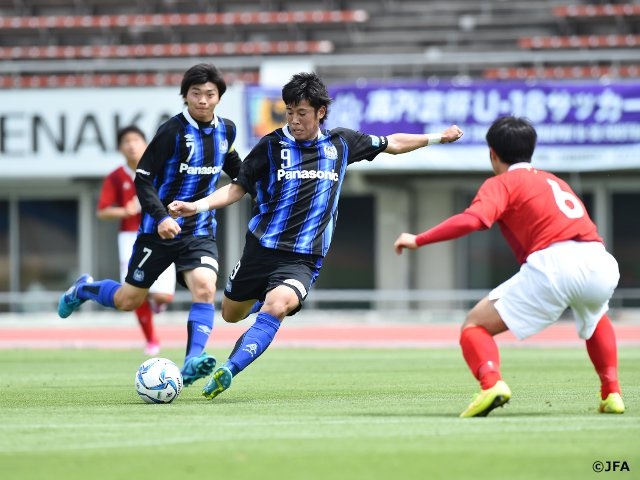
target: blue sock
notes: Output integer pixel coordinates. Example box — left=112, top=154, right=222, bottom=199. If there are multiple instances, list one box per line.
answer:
left=77, top=279, right=119, bottom=309
left=185, top=303, right=215, bottom=361
left=225, top=312, right=281, bottom=375
left=243, top=300, right=264, bottom=319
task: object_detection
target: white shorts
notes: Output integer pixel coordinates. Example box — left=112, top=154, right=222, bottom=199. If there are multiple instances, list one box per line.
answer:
left=118, top=232, right=176, bottom=295
left=490, top=241, right=619, bottom=340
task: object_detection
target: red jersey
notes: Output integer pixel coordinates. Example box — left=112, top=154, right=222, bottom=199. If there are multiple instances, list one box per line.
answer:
left=465, top=163, right=602, bottom=264
left=97, top=165, right=140, bottom=232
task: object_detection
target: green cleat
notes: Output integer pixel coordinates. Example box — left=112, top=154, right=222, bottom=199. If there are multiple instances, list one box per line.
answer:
left=460, top=380, right=511, bottom=418
left=599, top=393, right=625, bottom=414
left=202, top=366, right=233, bottom=400
left=181, top=353, right=216, bottom=387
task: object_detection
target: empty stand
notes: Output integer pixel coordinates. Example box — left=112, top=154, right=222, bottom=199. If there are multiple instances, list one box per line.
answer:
left=0, top=1, right=637, bottom=85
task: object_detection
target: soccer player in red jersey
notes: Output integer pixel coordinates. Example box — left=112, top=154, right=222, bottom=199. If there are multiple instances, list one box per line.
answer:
left=97, top=126, right=176, bottom=356
left=394, top=116, right=624, bottom=417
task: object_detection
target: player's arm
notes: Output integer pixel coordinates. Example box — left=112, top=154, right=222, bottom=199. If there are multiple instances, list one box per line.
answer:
left=97, top=198, right=140, bottom=220
left=385, top=124, right=463, bottom=154
left=97, top=175, right=137, bottom=220
left=168, top=183, right=247, bottom=218
left=135, top=126, right=174, bottom=222
left=394, top=212, right=484, bottom=254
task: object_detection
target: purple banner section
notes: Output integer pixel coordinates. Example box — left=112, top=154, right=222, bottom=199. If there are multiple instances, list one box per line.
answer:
left=326, top=81, right=640, bottom=146
left=243, top=81, right=640, bottom=171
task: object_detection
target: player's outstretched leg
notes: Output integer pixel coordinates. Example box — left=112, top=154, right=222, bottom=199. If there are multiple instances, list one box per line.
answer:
left=57, top=274, right=94, bottom=318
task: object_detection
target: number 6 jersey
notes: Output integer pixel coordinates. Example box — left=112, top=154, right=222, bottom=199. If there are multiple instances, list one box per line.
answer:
left=464, top=163, right=602, bottom=264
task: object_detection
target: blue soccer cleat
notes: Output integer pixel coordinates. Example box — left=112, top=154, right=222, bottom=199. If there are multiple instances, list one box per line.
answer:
left=57, top=274, right=93, bottom=318
left=181, top=353, right=217, bottom=387
left=202, top=366, right=233, bottom=400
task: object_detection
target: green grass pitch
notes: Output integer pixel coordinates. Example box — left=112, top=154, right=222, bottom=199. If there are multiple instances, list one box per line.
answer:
left=0, top=347, right=638, bottom=480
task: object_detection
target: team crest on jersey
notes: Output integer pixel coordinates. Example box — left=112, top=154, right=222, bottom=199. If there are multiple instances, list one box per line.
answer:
left=323, top=145, right=338, bottom=159
left=218, top=139, right=228, bottom=153
left=133, top=269, right=144, bottom=282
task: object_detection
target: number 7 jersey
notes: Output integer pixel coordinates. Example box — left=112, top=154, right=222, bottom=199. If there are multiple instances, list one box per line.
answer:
left=464, top=163, right=602, bottom=264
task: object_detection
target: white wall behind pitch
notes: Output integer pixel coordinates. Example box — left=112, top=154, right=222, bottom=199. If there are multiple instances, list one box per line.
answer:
left=0, top=85, right=247, bottom=179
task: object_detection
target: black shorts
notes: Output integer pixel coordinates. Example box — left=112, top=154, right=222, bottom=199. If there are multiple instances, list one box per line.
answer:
left=126, top=234, right=219, bottom=289
left=224, top=233, right=323, bottom=315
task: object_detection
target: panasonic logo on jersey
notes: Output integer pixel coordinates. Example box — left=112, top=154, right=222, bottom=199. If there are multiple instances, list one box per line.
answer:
left=277, top=169, right=339, bottom=182
left=179, top=164, right=222, bottom=175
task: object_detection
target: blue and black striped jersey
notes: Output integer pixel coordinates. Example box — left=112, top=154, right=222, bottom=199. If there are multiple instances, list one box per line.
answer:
left=135, top=108, right=242, bottom=238
left=233, top=125, right=387, bottom=257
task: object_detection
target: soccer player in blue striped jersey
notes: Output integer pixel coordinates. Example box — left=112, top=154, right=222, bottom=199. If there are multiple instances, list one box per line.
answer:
left=168, top=72, right=464, bottom=399
left=58, top=63, right=242, bottom=387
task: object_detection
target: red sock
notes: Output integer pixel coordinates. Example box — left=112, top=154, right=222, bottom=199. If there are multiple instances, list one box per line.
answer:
left=585, top=314, right=620, bottom=399
left=135, top=299, right=157, bottom=344
left=460, top=325, right=502, bottom=390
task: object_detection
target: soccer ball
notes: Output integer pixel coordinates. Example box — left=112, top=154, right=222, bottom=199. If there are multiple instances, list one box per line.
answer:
left=135, top=357, right=183, bottom=404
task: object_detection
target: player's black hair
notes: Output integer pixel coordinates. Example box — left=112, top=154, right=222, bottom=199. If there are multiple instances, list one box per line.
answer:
left=116, top=125, right=146, bottom=147
left=282, top=72, right=332, bottom=124
left=180, top=63, right=227, bottom=99
left=486, top=116, right=537, bottom=165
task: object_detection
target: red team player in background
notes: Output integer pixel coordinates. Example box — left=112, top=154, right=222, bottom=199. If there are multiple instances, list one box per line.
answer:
left=394, top=116, right=624, bottom=417
left=97, top=126, right=176, bottom=356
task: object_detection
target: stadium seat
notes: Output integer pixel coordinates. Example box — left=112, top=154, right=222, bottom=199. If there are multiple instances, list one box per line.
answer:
left=0, top=10, right=369, bottom=29
left=519, top=34, right=640, bottom=49
left=0, top=40, right=334, bottom=60
left=483, top=64, right=640, bottom=80
left=0, top=71, right=260, bottom=88
left=554, top=4, right=640, bottom=18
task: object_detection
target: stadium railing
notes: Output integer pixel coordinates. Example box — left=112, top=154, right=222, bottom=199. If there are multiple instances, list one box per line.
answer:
left=3, top=288, right=640, bottom=313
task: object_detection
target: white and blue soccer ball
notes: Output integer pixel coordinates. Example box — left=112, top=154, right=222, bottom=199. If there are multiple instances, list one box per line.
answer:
left=135, top=357, right=183, bottom=404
